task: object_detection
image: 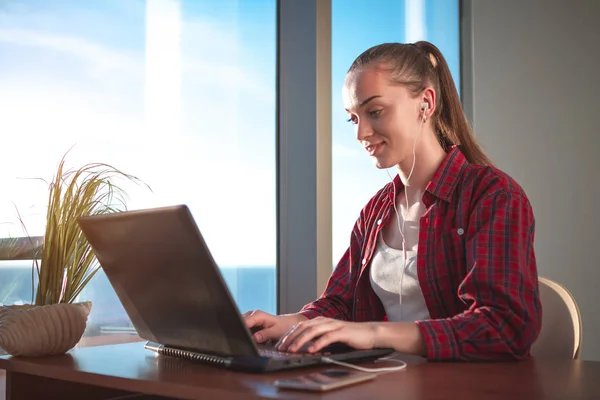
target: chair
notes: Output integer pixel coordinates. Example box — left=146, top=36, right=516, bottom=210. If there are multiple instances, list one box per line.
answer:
left=530, top=276, right=582, bottom=359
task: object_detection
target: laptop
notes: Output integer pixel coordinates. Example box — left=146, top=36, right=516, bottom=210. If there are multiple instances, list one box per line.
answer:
left=77, top=204, right=393, bottom=373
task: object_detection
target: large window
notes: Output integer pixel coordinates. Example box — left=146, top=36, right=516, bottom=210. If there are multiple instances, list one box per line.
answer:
left=0, top=0, right=463, bottom=332
left=331, top=0, right=461, bottom=265
left=0, top=0, right=277, bottom=334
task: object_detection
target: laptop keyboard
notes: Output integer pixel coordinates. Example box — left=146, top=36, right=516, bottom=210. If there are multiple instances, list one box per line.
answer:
left=257, top=344, right=322, bottom=359
left=257, top=341, right=357, bottom=358
left=258, top=348, right=307, bottom=358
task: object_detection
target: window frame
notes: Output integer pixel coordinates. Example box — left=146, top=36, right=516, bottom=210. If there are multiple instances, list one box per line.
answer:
left=276, top=0, right=332, bottom=314
left=460, top=0, right=475, bottom=126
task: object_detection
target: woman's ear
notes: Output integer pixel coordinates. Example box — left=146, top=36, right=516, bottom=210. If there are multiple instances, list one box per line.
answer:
left=420, top=87, right=436, bottom=122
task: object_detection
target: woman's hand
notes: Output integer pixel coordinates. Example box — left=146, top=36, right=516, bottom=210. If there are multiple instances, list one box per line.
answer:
left=275, top=316, right=378, bottom=353
left=243, top=310, right=307, bottom=344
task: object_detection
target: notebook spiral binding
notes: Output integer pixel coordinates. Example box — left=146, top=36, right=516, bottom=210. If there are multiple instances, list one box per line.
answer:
left=158, top=345, right=232, bottom=367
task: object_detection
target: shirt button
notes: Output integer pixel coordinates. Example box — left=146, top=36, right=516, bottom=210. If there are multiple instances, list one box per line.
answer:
left=457, top=228, right=465, bottom=235
left=377, top=219, right=382, bottom=225
left=362, top=258, right=367, bottom=265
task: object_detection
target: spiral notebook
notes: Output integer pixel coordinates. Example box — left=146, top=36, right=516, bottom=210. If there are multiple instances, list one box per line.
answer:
left=77, top=205, right=393, bottom=373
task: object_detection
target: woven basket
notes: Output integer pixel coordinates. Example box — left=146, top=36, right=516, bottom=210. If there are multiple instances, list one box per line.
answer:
left=0, top=301, right=92, bottom=357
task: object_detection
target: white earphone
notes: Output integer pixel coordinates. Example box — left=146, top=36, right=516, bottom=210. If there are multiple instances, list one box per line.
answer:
left=384, top=99, right=429, bottom=320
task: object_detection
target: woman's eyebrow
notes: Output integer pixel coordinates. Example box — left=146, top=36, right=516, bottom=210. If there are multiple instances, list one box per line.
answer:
left=344, top=95, right=382, bottom=112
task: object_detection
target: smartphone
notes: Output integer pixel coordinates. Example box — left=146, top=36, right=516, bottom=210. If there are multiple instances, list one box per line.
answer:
left=274, top=369, right=375, bottom=392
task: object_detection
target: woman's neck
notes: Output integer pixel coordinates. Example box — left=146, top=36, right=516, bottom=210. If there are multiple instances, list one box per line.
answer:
left=396, top=130, right=447, bottom=202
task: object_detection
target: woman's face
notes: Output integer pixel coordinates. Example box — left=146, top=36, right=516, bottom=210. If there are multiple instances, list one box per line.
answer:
left=343, top=66, right=426, bottom=169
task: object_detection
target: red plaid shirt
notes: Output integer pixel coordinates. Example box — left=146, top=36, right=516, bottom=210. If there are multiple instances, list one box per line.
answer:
left=299, top=146, right=542, bottom=361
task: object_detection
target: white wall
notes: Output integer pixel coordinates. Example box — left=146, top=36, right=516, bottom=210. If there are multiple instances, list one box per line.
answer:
left=470, top=0, right=600, bottom=360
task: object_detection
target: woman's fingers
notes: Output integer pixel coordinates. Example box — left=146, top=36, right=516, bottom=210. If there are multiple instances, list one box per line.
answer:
left=274, top=321, right=303, bottom=349
left=277, top=318, right=343, bottom=353
left=309, top=330, right=345, bottom=352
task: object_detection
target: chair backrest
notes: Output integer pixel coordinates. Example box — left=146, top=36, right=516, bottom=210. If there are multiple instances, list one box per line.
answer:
left=531, top=276, right=582, bottom=359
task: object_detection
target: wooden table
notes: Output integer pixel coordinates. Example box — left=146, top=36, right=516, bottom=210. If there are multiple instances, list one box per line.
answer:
left=0, top=341, right=599, bottom=400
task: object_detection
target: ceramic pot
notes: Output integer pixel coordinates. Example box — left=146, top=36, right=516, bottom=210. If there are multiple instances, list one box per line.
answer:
left=0, top=301, right=92, bottom=357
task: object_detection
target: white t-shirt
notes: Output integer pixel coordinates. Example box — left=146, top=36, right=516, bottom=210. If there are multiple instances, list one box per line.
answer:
left=369, top=234, right=430, bottom=322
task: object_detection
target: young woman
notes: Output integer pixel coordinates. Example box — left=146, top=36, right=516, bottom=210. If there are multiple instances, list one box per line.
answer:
left=244, top=41, right=542, bottom=362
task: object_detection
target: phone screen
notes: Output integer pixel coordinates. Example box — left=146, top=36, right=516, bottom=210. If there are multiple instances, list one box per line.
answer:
left=274, top=369, right=375, bottom=392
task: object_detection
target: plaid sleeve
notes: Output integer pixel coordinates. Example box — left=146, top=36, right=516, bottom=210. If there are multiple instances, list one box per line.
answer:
left=416, top=192, right=542, bottom=361
left=298, top=216, right=364, bottom=321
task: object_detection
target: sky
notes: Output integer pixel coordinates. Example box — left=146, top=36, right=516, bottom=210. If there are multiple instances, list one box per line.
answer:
left=0, top=0, right=459, bottom=268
